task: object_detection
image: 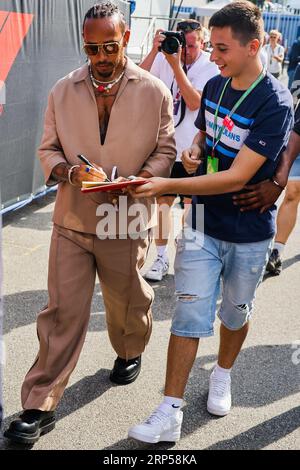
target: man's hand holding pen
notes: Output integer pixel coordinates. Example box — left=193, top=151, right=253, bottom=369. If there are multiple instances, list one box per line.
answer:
left=68, top=154, right=108, bottom=188
left=51, top=160, right=107, bottom=187
left=70, top=164, right=107, bottom=188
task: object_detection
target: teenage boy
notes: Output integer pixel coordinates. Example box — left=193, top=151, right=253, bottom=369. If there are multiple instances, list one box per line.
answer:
left=140, top=21, right=218, bottom=281
left=127, top=1, right=293, bottom=444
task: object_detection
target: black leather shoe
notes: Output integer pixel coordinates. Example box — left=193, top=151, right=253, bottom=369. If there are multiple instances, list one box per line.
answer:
left=4, top=409, right=55, bottom=444
left=110, top=355, right=141, bottom=385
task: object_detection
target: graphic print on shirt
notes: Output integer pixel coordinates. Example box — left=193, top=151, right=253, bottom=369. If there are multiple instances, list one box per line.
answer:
left=204, top=98, right=254, bottom=157
left=192, top=73, right=293, bottom=243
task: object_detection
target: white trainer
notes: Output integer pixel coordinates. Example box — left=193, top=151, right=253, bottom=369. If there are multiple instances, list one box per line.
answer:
left=128, top=405, right=183, bottom=444
left=144, top=255, right=169, bottom=281
left=207, top=368, right=231, bottom=416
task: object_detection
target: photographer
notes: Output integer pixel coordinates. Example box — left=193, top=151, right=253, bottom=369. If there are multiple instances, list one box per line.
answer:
left=140, top=20, right=218, bottom=281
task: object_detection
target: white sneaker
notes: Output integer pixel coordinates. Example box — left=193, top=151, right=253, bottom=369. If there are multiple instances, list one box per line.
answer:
left=207, top=368, right=231, bottom=416
left=144, top=255, right=169, bottom=281
left=128, top=405, right=183, bottom=444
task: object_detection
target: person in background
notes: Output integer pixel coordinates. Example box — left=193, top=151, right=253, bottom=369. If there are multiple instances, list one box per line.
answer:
left=288, top=35, right=300, bottom=89
left=290, top=62, right=300, bottom=103
left=127, top=1, right=293, bottom=444
left=4, top=1, right=176, bottom=445
left=235, top=65, right=300, bottom=276
left=140, top=20, right=218, bottom=281
left=260, top=32, right=268, bottom=70
left=266, top=67, right=300, bottom=275
left=202, top=26, right=211, bottom=52
left=263, top=29, right=284, bottom=79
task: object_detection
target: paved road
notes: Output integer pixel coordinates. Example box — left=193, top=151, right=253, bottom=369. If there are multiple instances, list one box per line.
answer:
left=1, top=192, right=299, bottom=450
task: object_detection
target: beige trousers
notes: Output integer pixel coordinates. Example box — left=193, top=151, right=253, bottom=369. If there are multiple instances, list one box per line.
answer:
left=21, top=224, right=153, bottom=411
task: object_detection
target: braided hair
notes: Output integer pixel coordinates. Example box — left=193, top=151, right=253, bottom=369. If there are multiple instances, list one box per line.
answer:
left=83, top=2, right=126, bottom=33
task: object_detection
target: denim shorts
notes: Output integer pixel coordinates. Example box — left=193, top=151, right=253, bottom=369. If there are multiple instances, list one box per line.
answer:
left=171, top=227, right=272, bottom=338
left=289, top=155, right=300, bottom=181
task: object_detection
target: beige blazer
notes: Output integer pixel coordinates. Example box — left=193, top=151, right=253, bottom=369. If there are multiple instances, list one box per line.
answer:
left=38, top=58, right=176, bottom=235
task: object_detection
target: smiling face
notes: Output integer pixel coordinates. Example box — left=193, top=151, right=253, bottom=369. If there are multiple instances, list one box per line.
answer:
left=82, top=15, right=130, bottom=80
left=209, top=26, right=260, bottom=79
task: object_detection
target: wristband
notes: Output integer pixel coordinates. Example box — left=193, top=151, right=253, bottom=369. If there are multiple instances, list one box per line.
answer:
left=68, top=165, right=80, bottom=186
left=271, top=177, right=285, bottom=191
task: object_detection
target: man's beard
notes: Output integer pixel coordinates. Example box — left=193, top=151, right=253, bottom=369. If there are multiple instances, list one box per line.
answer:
left=93, top=61, right=116, bottom=80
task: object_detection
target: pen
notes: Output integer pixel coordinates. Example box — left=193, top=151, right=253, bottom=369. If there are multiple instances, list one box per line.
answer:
left=77, top=154, right=96, bottom=168
left=77, top=154, right=111, bottom=182
left=111, top=166, right=118, bottom=181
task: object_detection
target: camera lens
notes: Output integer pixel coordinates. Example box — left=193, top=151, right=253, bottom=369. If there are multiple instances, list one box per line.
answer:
left=162, top=37, right=180, bottom=55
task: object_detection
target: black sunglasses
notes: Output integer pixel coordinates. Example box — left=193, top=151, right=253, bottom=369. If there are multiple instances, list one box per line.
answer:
left=83, top=37, right=123, bottom=56
left=176, top=21, right=202, bottom=32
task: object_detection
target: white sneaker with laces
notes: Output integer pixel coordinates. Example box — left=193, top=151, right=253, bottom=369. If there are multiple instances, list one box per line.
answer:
left=144, top=255, right=169, bottom=281
left=128, top=405, right=183, bottom=443
left=207, top=368, right=231, bottom=416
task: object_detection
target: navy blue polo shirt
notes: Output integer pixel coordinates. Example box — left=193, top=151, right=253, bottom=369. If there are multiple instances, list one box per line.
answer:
left=192, top=73, right=293, bottom=243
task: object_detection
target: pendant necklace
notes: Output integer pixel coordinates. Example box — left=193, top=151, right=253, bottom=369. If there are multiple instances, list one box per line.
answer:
left=89, top=66, right=125, bottom=94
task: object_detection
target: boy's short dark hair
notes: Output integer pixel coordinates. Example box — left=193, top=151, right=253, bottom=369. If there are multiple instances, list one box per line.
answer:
left=209, top=1, right=264, bottom=46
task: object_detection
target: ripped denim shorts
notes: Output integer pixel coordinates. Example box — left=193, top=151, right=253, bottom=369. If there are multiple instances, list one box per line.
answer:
left=171, top=227, right=272, bottom=338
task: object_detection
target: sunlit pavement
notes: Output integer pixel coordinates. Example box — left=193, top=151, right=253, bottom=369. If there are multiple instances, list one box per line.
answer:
left=1, top=190, right=299, bottom=450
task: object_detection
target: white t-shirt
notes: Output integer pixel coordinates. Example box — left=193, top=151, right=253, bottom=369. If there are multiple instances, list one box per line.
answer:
left=260, top=48, right=268, bottom=69
left=263, top=44, right=285, bottom=74
left=150, top=51, right=219, bottom=161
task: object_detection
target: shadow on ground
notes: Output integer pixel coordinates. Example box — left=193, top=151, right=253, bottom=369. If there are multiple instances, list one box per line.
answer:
left=1, top=343, right=298, bottom=450
left=7, top=256, right=300, bottom=334
left=1, top=368, right=112, bottom=450
left=105, top=343, right=299, bottom=450
left=4, top=275, right=176, bottom=334
left=204, top=406, right=300, bottom=450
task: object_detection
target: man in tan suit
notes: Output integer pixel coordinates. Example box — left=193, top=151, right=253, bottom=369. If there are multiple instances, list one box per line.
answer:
left=5, top=2, right=176, bottom=444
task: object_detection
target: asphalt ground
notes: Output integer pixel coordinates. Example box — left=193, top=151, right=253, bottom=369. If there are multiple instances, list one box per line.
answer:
left=0, top=191, right=299, bottom=451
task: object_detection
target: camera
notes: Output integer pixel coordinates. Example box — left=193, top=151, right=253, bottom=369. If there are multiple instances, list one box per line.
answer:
left=159, top=31, right=186, bottom=55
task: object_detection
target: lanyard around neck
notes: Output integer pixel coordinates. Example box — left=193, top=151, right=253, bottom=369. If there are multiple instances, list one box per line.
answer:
left=212, top=70, right=265, bottom=156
